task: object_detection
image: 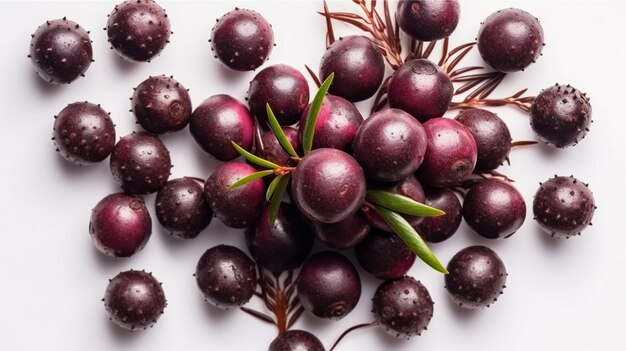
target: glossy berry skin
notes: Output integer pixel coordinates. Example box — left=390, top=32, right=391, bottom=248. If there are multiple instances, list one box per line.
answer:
left=533, top=176, right=595, bottom=238
left=530, top=84, right=592, bottom=148
left=132, top=75, right=192, bottom=134
left=372, top=276, right=433, bottom=338
left=204, top=162, right=265, bottom=228
left=397, top=0, right=461, bottom=41
left=463, top=179, right=526, bottom=239
left=388, top=59, right=453, bottom=122
left=106, top=0, right=171, bottom=62
left=89, top=193, right=151, bottom=257
left=477, top=8, right=544, bottom=73
left=245, top=203, right=314, bottom=273
left=268, top=330, right=325, bottom=351
left=190, top=95, right=254, bottom=161
left=298, top=95, right=363, bottom=152
left=110, top=132, right=171, bottom=194
left=414, top=187, right=462, bottom=243
left=254, top=127, right=300, bottom=167
left=195, top=245, right=257, bottom=309
left=355, top=230, right=416, bottom=280
left=297, top=251, right=361, bottom=320
left=352, top=109, right=427, bottom=182
left=29, top=18, right=93, bottom=84
left=455, top=109, right=511, bottom=172
left=52, top=102, right=115, bottom=165
left=291, top=148, right=366, bottom=223
left=417, top=118, right=477, bottom=187
left=155, top=177, right=211, bottom=239
left=308, top=212, right=370, bottom=250
left=445, top=246, right=507, bottom=309
left=210, top=8, right=273, bottom=71
left=319, top=35, right=385, bottom=102
left=103, top=270, right=166, bottom=331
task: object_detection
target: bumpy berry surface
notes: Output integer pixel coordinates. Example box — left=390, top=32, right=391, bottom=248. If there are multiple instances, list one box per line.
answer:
left=155, top=177, right=211, bottom=239
left=355, top=229, right=416, bottom=280
left=397, top=0, right=461, bottom=41
left=414, top=187, right=462, bottom=243
left=268, top=330, right=326, bottom=351
left=307, top=212, right=370, bottom=250
left=132, top=75, right=192, bottom=134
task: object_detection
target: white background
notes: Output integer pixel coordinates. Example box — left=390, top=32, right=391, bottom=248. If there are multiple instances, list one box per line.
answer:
left=1, top=1, right=624, bottom=350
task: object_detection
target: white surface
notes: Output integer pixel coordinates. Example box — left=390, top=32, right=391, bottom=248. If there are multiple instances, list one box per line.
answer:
left=1, top=1, right=624, bottom=350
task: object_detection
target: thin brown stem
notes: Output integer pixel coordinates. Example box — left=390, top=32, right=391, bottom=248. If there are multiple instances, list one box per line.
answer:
left=371, top=75, right=392, bottom=114
left=305, top=65, right=321, bottom=88
left=438, top=36, right=449, bottom=67
left=323, top=0, right=336, bottom=47
left=329, top=322, right=377, bottom=351
left=511, top=140, right=538, bottom=148
left=240, top=307, right=276, bottom=326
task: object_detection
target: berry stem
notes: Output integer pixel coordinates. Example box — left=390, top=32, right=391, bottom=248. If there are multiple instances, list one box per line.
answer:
left=329, top=321, right=376, bottom=351
left=450, top=89, right=535, bottom=112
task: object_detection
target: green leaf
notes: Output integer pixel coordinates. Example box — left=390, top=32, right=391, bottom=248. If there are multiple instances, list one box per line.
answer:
left=231, top=141, right=280, bottom=169
left=366, top=190, right=445, bottom=217
left=374, top=205, right=448, bottom=274
left=266, top=175, right=283, bottom=201
left=302, top=73, right=334, bottom=154
left=228, top=169, right=275, bottom=190
left=266, top=104, right=299, bottom=158
left=268, top=174, right=291, bottom=226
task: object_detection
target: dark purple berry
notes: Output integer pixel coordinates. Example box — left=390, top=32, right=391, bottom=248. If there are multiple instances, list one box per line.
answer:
left=106, top=0, right=171, bottom=62
left=417, top=118, right=477, bottom=187
left=204, top=162, right=265, bottom=228
left=268, top=330, right=325, bottom=351
left=89, top=193, right=151, bottom=257
left=397, top=0, right=461, bottom=41
left=110, top=131, right=171, bottom=194
left=210, top=8, right=274, bottom=71
left=388, top=59, right=453, bottom=122
left=195, top=245, right=257, bottom=309
left=455, top=108, right=512, bottom=172
left=355, top=230, right=416, bottom=280
left=477, top=8, right=544, bottom=73
left=52, top=102, right=115, bottom=165
left=372, top=276, right=433, bottom=338
left=445, top=245, right=507, bottom=309
left=190, top=94, right=254, bottom=161
left=29, top=18, right=93, bottom=84
left=132, top=75, right=192, bottom=134
left=530, top=84, right=592, bottom=148
left=291, top=148, right=366, bottom=223
left=297, top=251, right=361, bottom=320
left=319, top=35, right=385, bottom=102
left=254, top=127, right=300, bottom=167
left=414, top=187, right=462, bottom=243
left=533, top=176, right=595, bottom=238
left=155, top=177, right=211, bottom=239
left=248, top=64, right=309, bottom=126
left=308, top=212, right=370, bottom=250
left=103, top=270, right=166, bottom=330
left=352, top=109, right=427, bottom=182
left=245, top=203, right=314, bottom=273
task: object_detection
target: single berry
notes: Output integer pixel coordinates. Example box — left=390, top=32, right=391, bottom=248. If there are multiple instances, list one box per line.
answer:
left=131, top=75, right=192, bottom=134
left=254, top=127, right=301, bottom=167
left=355, top=230, right=416, bottom=280
left=414, top=187, right=462, bottom=243
left=308, top=212, right=370, bottom=250
left=155, top=177, right=211, bottom=239
left=268, top=330, right=325, bottom=351
left=397, top=0, right=461, bottom=41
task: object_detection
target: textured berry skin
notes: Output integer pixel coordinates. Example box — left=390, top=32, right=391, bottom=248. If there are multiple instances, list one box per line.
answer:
left=132, top=75, right=192, bottom=134
left=372, top=276, right=433, bottom=338
left=52, top=102, right=115, bottom=165
left=291, top=148, right=366, bottom=223
left=355, top=230, right=416, bottom=280
left=155, top=177, right=211, bottom=239
left=190, top=94, right=254, bottom=161
left=268, top=330, right=325, bottom=351
left=203, top=162, right=265, bottom=228
left=397, top=0, right=461, bottom=41
left=195, top=245, right=257, bottom=309
left=308, top=212, right=370, bottom=250
left=254, top=127, right=300, bottom=167
left=110, top=131, right=171, bottom=194
left=297, top=251, right=361, bottom=320
left=319, top=35, right=385, bottom=102
left=248, top=64, right=309, bottom=126
left=210, top=8, right=274, bottom=71
left=388, top=59, right=453, bottom=122
left=533, top=176, right=595, bottom=238
left=103, top=270, right=166, bottom=331
left=477, top=8, right=544, bottom=73
left=29, top=18, right=93, bottom=84
left=89, top=193, right=151, bottom=257
left=106, top=0, right=171, bottom=62
left=530, top=84, right=592, bottom=148
left=445, top=246, right=507, bottom=309
left=455, top=109, right=511, bottom=172
left=353, top=109, right=427, bottom=182
left=463, top=179, right=526, bottom=239
left=414, top=187, right=462, bottom=243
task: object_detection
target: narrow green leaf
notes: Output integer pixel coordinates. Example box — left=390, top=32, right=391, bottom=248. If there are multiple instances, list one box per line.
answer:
left=367, top=190, right=445, bottom=217
left=266, top=175, right=283, bottom=201
left=269, top=174, right=291, bottom=226
left=228, top=169, right=275, bottom=190
left=302, top=73, right=334, bottom=154
left=231, top=141, right=280, bottom=169
left=374, top=205, right=448, bottom=274
left=266, top=104, right=299, bottom=158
